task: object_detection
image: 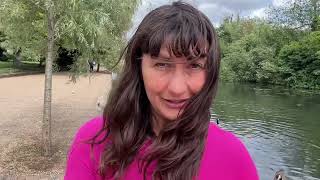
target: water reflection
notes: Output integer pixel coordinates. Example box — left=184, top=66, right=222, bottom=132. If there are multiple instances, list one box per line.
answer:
left=211, top=83, right=320, bottom=180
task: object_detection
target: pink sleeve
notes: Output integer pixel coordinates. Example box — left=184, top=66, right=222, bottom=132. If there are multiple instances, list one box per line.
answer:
left=199, top=124, right=259, bottom=180
left=64, top=146, right=96, bottom=179
left=64, top=117, right=104, bottom=180
left=230, top=135, right=259, bottom=180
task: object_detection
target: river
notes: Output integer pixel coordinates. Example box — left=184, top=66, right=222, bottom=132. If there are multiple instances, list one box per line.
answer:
left=212, top=83, right=320, bottom=180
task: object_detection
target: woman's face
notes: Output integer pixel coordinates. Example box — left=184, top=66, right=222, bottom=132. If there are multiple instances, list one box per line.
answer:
left=141, top=46, right=207, bottom=122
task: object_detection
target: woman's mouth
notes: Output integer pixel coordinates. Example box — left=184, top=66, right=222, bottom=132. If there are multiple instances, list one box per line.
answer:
left=163, top=98, right=188, bottom=109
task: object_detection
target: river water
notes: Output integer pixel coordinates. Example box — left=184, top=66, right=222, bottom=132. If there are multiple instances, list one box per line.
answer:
left=212, top=83, right=320, bottom=180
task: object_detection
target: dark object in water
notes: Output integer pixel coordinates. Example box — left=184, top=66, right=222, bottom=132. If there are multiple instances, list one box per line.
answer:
left=274, top=170, right=287, bottom=180
left=216, top=118, right=219, bottom=125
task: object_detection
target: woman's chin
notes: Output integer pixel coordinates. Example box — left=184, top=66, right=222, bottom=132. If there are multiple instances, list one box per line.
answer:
left=160, top=109, right=185, bottom=121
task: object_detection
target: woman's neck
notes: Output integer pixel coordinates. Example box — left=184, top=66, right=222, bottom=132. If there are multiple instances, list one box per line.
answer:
left=151, top=113, right=167, bottom=136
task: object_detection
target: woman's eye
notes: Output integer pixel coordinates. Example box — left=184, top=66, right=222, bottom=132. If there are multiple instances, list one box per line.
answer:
left=155, top=63, right=169, bottom=69
left=189, top=63, right=204, bottom=70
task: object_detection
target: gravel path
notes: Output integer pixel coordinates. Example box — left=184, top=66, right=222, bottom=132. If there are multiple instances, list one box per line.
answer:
left=0, top=73, right=111, bottom=179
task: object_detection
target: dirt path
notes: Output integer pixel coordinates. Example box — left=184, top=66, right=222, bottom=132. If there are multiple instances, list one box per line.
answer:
left=0, top=73, right=111, bottom=179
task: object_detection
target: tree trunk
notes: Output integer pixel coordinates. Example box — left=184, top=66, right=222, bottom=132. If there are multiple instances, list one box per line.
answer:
left=43, top=0, right=54, bottom=157
left=97, top=63, right=100, bottom=72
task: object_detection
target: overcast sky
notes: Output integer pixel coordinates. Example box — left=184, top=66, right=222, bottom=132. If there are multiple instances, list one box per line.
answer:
left=127, top=0, right=288, bottom=37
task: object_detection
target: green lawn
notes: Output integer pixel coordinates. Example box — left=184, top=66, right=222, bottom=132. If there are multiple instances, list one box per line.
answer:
left=0, top=60, right=43, bottom=75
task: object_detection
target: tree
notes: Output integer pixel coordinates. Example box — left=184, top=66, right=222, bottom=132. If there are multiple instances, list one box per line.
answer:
left=0, top=0, right=139, bottom=156
left=278, top=31, right=320, bottom=88
left=268, top=0, right=320, bottom=31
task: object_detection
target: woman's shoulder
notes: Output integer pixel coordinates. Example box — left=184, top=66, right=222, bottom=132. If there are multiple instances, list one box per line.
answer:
left=74, top=116, right=104, bottom=142
left=206, top=122, right=253, bottom=160
left=69, top=116, right=106, bottom=153
left=207, top=122, right=244, bottom=150
left=200, top=122, right=259, bottom=179
left=65, top=116, right=105, bottom=179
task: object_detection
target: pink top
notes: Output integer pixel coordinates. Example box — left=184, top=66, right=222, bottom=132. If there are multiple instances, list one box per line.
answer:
left=65, top=116, right=259, bottom=180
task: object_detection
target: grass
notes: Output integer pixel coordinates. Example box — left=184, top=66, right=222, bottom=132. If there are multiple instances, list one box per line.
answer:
left=0, top=60, right=43, bottom=75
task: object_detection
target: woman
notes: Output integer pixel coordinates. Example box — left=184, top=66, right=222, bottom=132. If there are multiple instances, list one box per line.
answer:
left=65, top=2, right=259, bottom=180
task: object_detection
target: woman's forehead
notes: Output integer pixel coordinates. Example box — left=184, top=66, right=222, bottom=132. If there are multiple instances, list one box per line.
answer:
left=145, top=25, right=210, bottom=59
left=157, top=44, right=208, bottom=60
left=151, top=47, right=206, bottom=64
left=158, top=46, right=171, bottom=57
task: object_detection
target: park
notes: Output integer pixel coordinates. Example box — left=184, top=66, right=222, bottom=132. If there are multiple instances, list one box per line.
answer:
left=0, top=0, right=319, bottom=179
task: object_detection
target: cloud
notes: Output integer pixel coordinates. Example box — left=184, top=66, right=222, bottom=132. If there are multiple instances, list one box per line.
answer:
left=198, top=3, right=233, bottom=26
left=196, top=0, right=270, bottom=11
left=250, top=8, right=267, bottom=19
left=197, top=1, right=272, bottom=25
left=127, top=0, right=275, bottom=37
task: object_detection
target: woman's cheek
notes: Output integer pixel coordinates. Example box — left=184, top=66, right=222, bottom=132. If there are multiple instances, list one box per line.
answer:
left=190, top=74, right=206, bottom=94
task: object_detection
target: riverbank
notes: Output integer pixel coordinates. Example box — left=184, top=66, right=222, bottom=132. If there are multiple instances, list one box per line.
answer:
left=0, top=73, right=112, bottom=179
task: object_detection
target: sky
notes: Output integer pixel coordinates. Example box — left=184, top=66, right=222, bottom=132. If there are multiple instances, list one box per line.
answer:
left=127, top=0, right=288, bottom=37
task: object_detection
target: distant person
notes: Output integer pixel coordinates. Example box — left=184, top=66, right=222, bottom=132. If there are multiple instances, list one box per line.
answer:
left=65, top=2, right=259, bottom=180
left=88, top=60, right=96, bottom=72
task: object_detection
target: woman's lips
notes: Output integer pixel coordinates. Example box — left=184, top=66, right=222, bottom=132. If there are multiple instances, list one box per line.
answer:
left=163, top=98, right=188, bottom=109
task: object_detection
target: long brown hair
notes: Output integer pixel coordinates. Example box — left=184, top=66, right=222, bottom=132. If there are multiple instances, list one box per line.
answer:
left=90, top=2, right=221, bottom=180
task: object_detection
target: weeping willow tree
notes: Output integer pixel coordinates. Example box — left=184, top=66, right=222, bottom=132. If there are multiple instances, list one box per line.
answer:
left=0, top=0, right=139, bottom=156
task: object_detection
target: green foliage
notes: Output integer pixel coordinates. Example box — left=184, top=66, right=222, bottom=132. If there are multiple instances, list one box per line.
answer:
left=220, top=20, right=281, bottom=83
left=278, top=32, right=320, bottom=89
left=0, top=60, right=42, bottom=75
left=250, top=47, right=281, bottom=83
left=0, top=31, right=7, bottom=61
left=219, top=0, right=320, bottom=89
left=0, top=0, right=139, bottom=72
left=0, top=0, right=46, bottom=61
left=267, top=0, right=320, bottom=31
left=219, top=17, right=320, bottom=89
left=220, top=41, right=251, bottom=82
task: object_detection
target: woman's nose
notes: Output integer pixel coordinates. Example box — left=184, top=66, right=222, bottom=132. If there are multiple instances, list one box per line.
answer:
left=167, top=67, right=188, bottom=97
